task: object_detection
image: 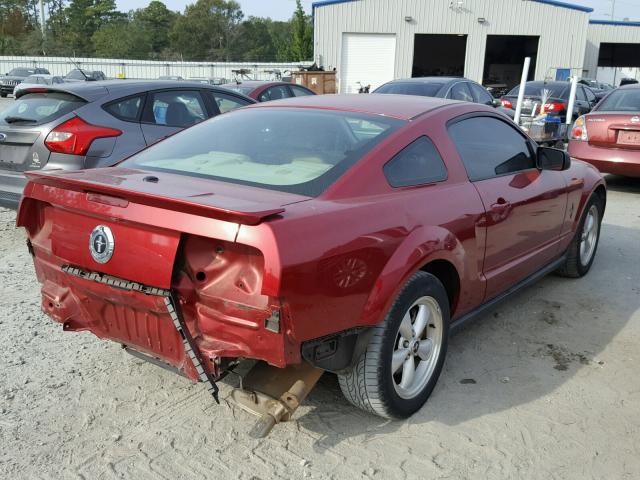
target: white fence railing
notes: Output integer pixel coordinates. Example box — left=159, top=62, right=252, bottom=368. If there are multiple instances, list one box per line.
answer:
left=0, top=56, right=311, bottom=81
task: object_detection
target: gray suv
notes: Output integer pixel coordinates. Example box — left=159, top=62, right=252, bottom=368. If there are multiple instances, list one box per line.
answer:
left=0, top=80, right=255, bottom=208
left=1, top=67, right=51, bottom=97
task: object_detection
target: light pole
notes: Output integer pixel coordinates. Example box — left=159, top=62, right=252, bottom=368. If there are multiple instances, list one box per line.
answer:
left=610, top=0, right=616, bottom=21
left=39, top=0, right=46, bottom=37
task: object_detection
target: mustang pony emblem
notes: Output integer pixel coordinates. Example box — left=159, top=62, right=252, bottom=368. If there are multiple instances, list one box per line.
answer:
left=89, top=225, right=115, bottom=264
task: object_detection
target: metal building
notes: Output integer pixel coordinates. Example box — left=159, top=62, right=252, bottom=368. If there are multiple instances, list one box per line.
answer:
left=313, top=0, right=594, bottom=93
left=583, top=20, right=640, bottom=84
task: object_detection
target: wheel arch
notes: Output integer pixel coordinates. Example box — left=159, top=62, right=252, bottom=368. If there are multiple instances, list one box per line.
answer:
left=357, top=225, right=466, bottom=328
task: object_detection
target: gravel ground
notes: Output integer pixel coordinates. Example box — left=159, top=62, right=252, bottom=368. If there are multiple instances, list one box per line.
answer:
left=1, top=96, right=640, bottom=479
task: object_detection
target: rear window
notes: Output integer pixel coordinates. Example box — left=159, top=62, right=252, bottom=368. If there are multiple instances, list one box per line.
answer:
left=507, top=83, right=567, bottom=98
left=121, top=108, right=404, bottom=196
left=375, top=82, right=443, bottom=97
left=223, top=85, right=253, bottom=95
left=0, top=92, right=85, bottom=126
left=596, top=89, right=640, bottom=112
left=8, top=68, right=35, bottom=77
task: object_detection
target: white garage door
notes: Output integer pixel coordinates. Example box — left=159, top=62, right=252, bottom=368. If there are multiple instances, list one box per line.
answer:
left=340, top=33, right=396, bottom=94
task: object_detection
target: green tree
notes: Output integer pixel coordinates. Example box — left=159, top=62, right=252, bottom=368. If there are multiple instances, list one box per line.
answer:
left=169, top=0, right=242, bottom=61
left=133, top=1, right=178, bottom=58
left=290, top=0, right=312, bottom=61
left=92, top=17, right=152, bottom=59
left=64, top=0, right=124, bottom=56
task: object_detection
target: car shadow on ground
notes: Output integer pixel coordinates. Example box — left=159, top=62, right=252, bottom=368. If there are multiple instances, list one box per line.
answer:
left=604, top=175, right=640, bottom=194
left=295, top=222, right=640, bottom=450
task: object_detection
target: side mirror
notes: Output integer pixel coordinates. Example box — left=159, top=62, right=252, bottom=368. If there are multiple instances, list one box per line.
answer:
left=537, top=146, right=570, bottom=171
left=492, top=99, right=502, bottom=108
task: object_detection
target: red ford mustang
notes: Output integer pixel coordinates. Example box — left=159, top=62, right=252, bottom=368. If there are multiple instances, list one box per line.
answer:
left=569, top=84, right=640, bottom=177
left=17, top=95, right=606, bottom=420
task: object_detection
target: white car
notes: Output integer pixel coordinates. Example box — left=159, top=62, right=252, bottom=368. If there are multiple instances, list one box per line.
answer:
left=13, top=74, right=65, bottom=97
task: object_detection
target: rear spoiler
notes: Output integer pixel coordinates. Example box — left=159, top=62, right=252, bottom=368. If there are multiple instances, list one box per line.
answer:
left=22, top=170, right=285, bottom=226
left=15, top=85, right=108, bottom=102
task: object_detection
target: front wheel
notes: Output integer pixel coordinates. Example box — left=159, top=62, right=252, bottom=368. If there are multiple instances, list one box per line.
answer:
left=0, top=93, right=7, bottom=98
left=557, top=194, right=604, bottom=278
left=338, top=271, right=450, bottom=418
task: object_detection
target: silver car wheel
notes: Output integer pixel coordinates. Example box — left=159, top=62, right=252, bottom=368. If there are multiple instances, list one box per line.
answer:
left=579, top=205, right=599, bottom=267
left=392, top=296, right=443, bottom=400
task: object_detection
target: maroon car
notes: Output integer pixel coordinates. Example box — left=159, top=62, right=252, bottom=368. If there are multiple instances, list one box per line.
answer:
left=222, top=80, right=315, bottom=102
left=17, top=95, right=605, bottom=425
left=569, top=84, right=640, bottom=177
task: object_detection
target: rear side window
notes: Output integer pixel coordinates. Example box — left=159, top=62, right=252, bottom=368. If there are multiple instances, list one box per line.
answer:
left=384, top=137, right=447, bottom=187
left=147, top=90, right=206, bottom=127
left=291, top=85, right=314, bottom=97
left=0, top=92, right=85, bottom=126
left=258, top=86, right=291, bottom=102
left=449, top=83, right=474, bottom=102
left=448, top=116, right=535, bottom=181
left=207, top=91, right=251, bottom=114
left=469, top=83, right=494, bottom=105
left=104, top=96, right=143, bottom=122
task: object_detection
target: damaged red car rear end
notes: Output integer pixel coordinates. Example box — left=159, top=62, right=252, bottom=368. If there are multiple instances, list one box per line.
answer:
left=18, top=94, right=606, bottom=432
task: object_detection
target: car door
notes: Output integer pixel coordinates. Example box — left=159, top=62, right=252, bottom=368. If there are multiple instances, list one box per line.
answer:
left=448, top=114, right=568, bottom=300
left=140, top=89, right=208, bottom=145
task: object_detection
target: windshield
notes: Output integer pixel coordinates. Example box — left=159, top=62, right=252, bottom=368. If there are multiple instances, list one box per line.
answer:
left=122, top=108, right=404, bottom=196
left=8, top=68, right=35, bottom=77
left=507, top=83, right=567, bottom=98
left=374, top=82, right=444, bottom=97
left=596, top=89, right=640, bottom=112
left=0, top=92, right=85, bottom=125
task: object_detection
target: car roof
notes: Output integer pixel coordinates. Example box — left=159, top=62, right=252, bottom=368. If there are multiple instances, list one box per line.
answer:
left=17, top=79, right=250, bottom=102
left=246, top=93, right=462, bottom=120
left=385, top=77, right=462, bottom=85
left=618, top=83, right=640, bottom=90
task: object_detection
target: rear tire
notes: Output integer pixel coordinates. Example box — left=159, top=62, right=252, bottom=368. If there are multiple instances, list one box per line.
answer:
left=0, top=93, right=7, bottom=98
left=557, top=194, right=604, bottom=278
left=338, top=271, right=450, bottom=419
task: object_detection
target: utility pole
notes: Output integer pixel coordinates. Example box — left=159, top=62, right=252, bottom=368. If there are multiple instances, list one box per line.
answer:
left=39, top=0, right=46, bottom=38
left=610, top=0, right=616, bottom=21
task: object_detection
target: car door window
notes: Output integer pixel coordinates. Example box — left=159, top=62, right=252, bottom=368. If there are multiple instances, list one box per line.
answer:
left=384, top=136, right=448, bottom=187
left=290, top=85, right=314, bottom=97
left=104, top=95, right=144, bottom=122
left=449, top=83, right=474, bottom=102
left=258, top=85, right=291, bottom=102
left=575, top=87, right=587, bottom=102
left=584, top=87, right=597, bottom=104
left=148, top=90, right=206, bottom=127
left=207, top=91, right=252, bottom=114
left=469, top=83, right=494, bottom=105
left=448, top=116, right=536, bottom=181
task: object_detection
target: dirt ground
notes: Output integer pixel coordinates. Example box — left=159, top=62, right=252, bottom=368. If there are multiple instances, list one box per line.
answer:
left=1, top=97, right=640, bottom=479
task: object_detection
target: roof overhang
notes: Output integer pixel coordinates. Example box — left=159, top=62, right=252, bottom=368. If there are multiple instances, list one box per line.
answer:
left=312, top=0, right=594, bottom=15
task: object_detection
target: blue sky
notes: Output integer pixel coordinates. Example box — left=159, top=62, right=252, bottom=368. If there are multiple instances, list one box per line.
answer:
left=115, top=0, right=639, bottom=21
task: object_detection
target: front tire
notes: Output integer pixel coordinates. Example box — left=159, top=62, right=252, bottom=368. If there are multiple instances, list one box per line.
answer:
left=557, top=194, right=604, bottom=278
left=338, top=271, right=450, bottom=418
left=0, top=93, right=7, bottom=98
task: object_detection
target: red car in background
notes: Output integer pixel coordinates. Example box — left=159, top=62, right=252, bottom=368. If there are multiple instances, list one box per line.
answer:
left=222, top=80, right=315, bottom=102
left=17, top=95, right=605, bottom=421
left=569, top=84, right=640, bottom=177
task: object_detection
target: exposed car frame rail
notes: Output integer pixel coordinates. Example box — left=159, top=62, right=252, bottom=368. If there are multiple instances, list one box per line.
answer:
left=62, top=265, right=220, bottom=403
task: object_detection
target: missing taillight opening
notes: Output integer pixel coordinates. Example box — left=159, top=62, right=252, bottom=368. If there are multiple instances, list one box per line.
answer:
left=45, top=116, right=122, bottom=156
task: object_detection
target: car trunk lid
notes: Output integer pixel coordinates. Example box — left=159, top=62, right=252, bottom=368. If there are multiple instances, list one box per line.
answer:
left=19, top=167, right=306, bottom=288
left=0, top=128, right=46, bottom=172
left=586, top=113, right=640, bottom=150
